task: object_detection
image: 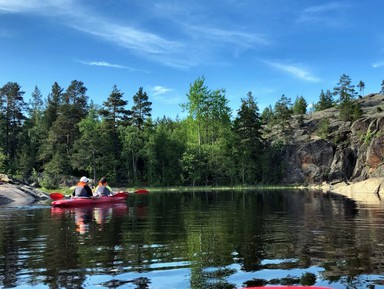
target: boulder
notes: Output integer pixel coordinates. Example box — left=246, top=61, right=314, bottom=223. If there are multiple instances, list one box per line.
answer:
left=0, top=175, right=50, bottom=206
left=332, top=177, right=384, bottom=204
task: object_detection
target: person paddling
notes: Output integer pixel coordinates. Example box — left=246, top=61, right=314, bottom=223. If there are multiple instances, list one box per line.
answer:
left=94, top=177, right=114, bottom=197
left=73, top=176, right=93, bottom=198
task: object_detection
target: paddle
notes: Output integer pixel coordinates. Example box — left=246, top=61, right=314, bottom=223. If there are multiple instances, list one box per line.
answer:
left=134, top=189, right=149, bottom=194
left=50, top=192, right=66, bottom=200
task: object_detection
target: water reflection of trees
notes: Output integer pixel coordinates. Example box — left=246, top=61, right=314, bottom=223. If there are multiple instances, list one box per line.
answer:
left=2, top=191, right=384, bottom=288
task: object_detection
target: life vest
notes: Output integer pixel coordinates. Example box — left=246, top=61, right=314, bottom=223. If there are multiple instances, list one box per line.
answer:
left=74, top=182, right=89, bottom=197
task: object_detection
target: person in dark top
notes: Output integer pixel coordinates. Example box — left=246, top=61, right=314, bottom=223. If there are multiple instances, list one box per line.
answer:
left=73, top=176, right=93, bottom=198
left=94, top=177, right=114, bottom=197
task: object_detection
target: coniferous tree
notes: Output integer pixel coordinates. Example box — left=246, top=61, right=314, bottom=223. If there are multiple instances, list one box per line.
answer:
left=380, top=80, right=384, bottom=94
left=292, top=95, right=307, bottom=115
left=19, top=86, right=44, bottom=178
left=233, top=91, right=263, bottom=183
left=99, top=85, right=130, bottom=181
left=261, top=105, right=274, bottom=124
left=131, top=87, right=152, bottom=130
left=333, top=74, right=360, bottom=121
left=42, top=80, right=89, bottom=178
left=357, top=80, right=365, bottom=96
left=43, top=82, right=62, bottom=130
left=315, top=89, right=333, bottom=111
left=273, top=94, right=292, bottom=127
left=71, top=105, right=103, bottom=182
left=0, top=82, right=27, bottom=170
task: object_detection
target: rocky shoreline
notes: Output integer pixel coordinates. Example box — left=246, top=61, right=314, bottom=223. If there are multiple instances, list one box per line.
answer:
left=0, top=174, right=50, bottom=206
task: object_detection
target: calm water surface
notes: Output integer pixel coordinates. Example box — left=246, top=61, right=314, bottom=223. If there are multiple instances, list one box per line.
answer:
left=1, top=190, right=384, bottom=289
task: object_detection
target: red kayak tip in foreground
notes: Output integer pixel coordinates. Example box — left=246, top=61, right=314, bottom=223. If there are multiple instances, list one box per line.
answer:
left=239, top=287, right=333, bottom=289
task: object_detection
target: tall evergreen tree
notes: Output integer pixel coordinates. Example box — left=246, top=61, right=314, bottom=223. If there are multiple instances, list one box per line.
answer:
left=315, top=89, right=333, bottom=111
left=131, top=87, right=152, bottom=130
left=273, top=94, right=292, bottom=126
left=71, top=105, right=103, bottom=182
left=357, top=80, right=365, bottom=96
left=42, top=80, right=89, bottom=176
left=233, top=91, right=263, bottom=183
left=333, top=74, right=360, bottom=121
left=0, top=82, right=27, bottom=169
left=292, top=95, right=307, bottom=115
left=19, top=86, right=44, bottom=178
left=99, top=85, right=130, bottom=180
left=43, top=82, right=63, bottom=130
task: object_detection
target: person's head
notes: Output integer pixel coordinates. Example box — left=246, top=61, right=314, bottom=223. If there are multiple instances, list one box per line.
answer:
left=80, top=176, right=90, bottom=183
left=99, top=177, right=107, bottom=184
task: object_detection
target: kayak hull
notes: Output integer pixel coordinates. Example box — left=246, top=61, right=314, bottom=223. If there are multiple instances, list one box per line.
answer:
left=51, top=193, right=128, bottom=208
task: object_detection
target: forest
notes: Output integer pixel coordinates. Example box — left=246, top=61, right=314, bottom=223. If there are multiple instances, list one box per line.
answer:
left=0, top=74, right=382, bottom=189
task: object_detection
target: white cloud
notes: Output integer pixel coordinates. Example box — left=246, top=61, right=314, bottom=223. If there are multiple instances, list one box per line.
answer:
left=80, top=60, right=127, bottom=69
left=297, top=2, right=348, bottom=27
left=265, top=61, right=321, bottom=83
left=151, top=85, right=173, bottom=96
left=372, top=62, right=384, bottom=68
left=0, top=0, right=269, bottom=69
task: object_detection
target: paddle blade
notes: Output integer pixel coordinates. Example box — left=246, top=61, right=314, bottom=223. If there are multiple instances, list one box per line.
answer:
left=114, top=191, right=129, bottom=198
left=134, top=189, right=149, bottom=194
left=50, top=192, right=65, bottom=200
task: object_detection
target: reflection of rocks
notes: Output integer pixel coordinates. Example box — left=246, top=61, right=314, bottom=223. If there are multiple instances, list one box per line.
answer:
left=330, top=177, right=384, bottom=204
left=0, top=174, right=49, bottom=206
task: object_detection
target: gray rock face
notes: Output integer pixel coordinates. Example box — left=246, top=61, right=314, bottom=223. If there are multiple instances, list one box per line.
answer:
left=0, top=174, right=49, bottom=206
left=266, top=93, right=384, bottom=186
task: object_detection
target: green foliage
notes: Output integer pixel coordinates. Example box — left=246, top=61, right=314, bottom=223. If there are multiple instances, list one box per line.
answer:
left=314, top=89, right=333, bottom=111
left=0, top=148, right=5, bottom=172
left=273, top=94, right=292, bottom=127
left=0, top=74, right=379, bottom=187
left=317, top=119, right=330, bottom=139
left=292, top=95, right=307, bottom=115
left=233, top=91, right=263, bottom=184
left=131, top=87, right=152, bottom=130
left=332, top=74, right=362, bottom=121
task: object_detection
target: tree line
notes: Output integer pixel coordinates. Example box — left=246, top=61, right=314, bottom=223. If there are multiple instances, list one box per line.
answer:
left=0, top=74, right=380, bottom=188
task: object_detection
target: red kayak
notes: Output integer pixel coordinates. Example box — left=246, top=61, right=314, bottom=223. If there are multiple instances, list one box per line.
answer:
left=240, top=287, right=332, bottom=289
left=51, top=192, right=128, bottom=208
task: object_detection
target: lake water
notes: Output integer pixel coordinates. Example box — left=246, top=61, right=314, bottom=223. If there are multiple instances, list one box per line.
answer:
left=1, top=190, right=384, bottom=289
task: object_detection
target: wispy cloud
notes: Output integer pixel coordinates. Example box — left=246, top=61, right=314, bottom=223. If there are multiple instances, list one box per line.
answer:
left=150, top=85, right=173, bottom=96
left=149, top=85, right=180, bottom=105
left=265, top=61, right=321, bottom=83
left=372, top=62, right=384, bottom=68
left=186, top=25, right=270, bottom=47
left=79, top=60, right=127, bottom=69
left=297, top=2, right=349, bottom=27
left=0, top=1, right=269, bottom=69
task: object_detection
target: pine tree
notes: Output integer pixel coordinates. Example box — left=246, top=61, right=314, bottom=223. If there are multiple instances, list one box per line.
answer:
left=357, top=80, right=365, bottom=96
left=292, top=95, right=307, bottom=115
left=99, top=85, right=130, bottom=180
left=233, top=91, right=263, bottom=183
left=0, top=82, right=27, bottom=168
left=333, top=74, right=360, bottom=121
left=131, top=87, right=152, bottom=130
left=315, top=89, right=334, bottom=111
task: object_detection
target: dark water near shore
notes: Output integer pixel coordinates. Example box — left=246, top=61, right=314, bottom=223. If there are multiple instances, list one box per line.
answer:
left=1, top=190, right=384, bottom=289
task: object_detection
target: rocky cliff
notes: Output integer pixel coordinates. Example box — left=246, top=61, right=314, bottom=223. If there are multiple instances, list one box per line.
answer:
left=264, top=93, right=384, bottom=188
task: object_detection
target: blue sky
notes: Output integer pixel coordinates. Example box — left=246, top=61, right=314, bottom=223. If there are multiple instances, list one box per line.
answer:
left=1, top=1, right=383, bottom=119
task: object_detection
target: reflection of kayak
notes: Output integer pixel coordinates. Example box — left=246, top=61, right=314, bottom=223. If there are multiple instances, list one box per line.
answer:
left=51, top=192, right=128, bottom=208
